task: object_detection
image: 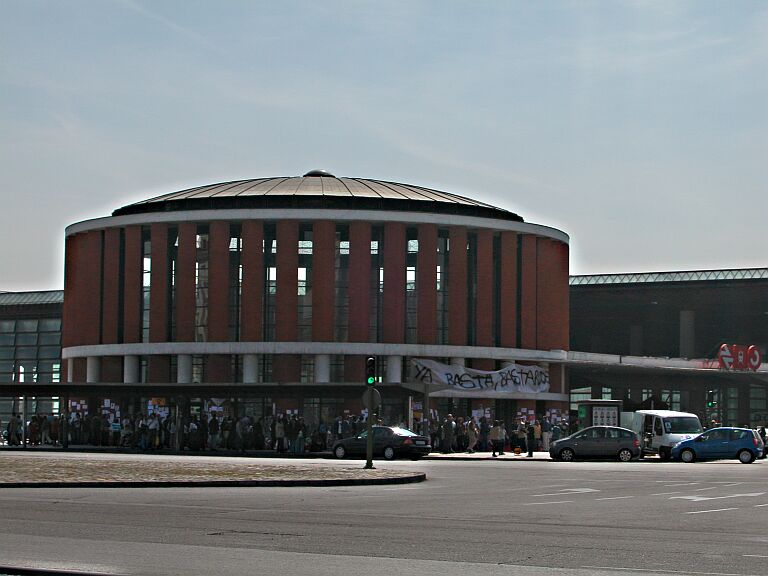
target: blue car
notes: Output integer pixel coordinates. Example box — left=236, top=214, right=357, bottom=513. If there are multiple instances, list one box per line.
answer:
left=671, top=427, right=764, bottom=464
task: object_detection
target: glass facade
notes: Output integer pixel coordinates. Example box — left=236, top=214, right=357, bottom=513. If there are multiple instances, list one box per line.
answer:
left=194, top=226, right=209, bottom=342
left=0, top=317, right=61, bottom=384
left=333, top=225, right=349, bottom=342
left=297, top=225, right=313, bottom=342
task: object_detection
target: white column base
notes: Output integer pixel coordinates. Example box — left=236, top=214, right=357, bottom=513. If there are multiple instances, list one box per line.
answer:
left=314, top=354, right=330, bottom=383
left=386, top=355, right=402, bottom=384
left=243, top=354, right=258, bottom=384
left=86, top=356, right=101, bottom=383
left=123, top=355, right=139, bottom=384
left=177, top=354, right=193, bottom=384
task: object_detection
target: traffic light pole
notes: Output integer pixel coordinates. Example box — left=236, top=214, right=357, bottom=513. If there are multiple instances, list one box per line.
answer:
left=364, top=356, right=376, bottom=470
left=364, top=399, right=374, bottom=469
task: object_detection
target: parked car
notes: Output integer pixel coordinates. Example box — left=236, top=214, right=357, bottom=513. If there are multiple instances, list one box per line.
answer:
left=331, top=426, right=431, bottom=460
left=549, top=425, right=640, bottom=462
left=671, top=427, right=765, bottom=464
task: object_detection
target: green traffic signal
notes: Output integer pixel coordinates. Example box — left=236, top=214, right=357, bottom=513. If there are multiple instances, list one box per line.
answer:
left=365, top=356, right=376, bottom=385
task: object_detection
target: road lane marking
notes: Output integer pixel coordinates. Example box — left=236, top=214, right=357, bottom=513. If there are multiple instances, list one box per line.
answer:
left=670, top=492, right=764, bottom=502
left=596, top=496, right=635, bottom=501
left=582, top=566, right=759, bottom=575
left=743, top=554, right=768, bottom=558
left=684, top=507, right=738, bottom=514
left=523, top=500, right=574, bottom=506
left=532, top=488, right=600, bottom=497
left=754, top=503, right=768, bottom=507
left=693, top=487, right=718, bottom=492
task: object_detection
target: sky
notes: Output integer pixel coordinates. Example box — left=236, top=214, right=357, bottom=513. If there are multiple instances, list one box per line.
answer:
left=1, top=1, right=767, bottom=292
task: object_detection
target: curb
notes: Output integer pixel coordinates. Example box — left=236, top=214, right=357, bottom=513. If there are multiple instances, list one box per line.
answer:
left=0, top=567, right=122, bottom=576
left=0, top=446, right=332, bottom=459
left=0, top=472, right=426, bottom=489
left=423, top=454, right=551, bottom=462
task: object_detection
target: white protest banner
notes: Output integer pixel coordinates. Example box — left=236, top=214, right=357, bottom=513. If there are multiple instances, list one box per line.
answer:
left=411, top=358, right=550, bottom=394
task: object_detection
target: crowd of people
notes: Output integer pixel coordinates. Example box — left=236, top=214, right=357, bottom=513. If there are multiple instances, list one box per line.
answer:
left=0, top=411, right=374, bottom=454
left=429, top=414, right=573, bottom=456
left=6, top=410, right=765, bottom=457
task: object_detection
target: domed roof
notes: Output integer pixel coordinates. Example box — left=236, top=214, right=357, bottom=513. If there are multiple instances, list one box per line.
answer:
left=112, top=173, right=523, bottom=222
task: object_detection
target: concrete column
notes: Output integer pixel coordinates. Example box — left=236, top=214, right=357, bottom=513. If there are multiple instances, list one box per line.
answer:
left=680, top=310, right=695, bottom=359
left=123, top=355, right=140, bottom=384
left=177, top=354, right=193, bottom=384
left=86, top=356, right=101, bottom=383
left=386, top=355, right=402, bottom=384
left=243, top=354, right=258, bottom=384
left=314, top=354, right=331, bottom=383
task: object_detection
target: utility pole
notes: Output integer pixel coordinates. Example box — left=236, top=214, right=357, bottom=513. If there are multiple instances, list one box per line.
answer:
left=364, top=356, right=376, bottom=470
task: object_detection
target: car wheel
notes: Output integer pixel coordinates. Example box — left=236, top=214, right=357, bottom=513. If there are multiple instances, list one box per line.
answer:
left=658, top=448, right=671, bottom=461
left=680, top=449, right=695, bottom=463
left=618, top=448, right=634, bottom=462
left=383, top=446, right=396, bottom=461
left=559, top=447, right=575, bottom=462
left=738, top=449, right=755, bottom=464
left=334, top=445, right=346, bottom=459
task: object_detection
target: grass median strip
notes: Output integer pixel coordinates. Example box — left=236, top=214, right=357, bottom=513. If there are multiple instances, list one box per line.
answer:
left=0, top=454, right=422, bottom=485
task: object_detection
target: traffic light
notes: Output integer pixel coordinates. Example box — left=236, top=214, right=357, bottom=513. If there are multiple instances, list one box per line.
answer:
left=706, top=390, right=717, bottom=408
left=365, top=356, right=376, bottom=385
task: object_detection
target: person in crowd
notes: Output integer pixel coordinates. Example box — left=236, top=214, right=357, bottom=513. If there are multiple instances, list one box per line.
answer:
left=479, top=417, right=490, bottom=451
left=541, top=417, right=552, bottom=451
left=551, top=420, right=563, bottom=444
left=455, top=417, right=467, bottom=452
left=333, top=416, right=347, bottom=441
left=289, top=415, right=301, bottom=452
left=534, top=420, right=542, bottom=451
left=569, top=419, right=581, bottom=435
left=208, top=412, right=220, bottom=450
left=8, top=413, right=20, bottom=446
left=221, top=416, right=232, bottom=449
left=442, top=414, right=455, bottom=454
left=526, top=419, right=536, bottom=457
left=148, top=413, right=160, bottom=450
left=165, top=414, right=176, bottom=449
left=40, top=413, right=51, bottom=445
left=72, top=413, right=83, bottom=445
left=50, top=414, right=59, bottom=446
left=293, top=417, right=307, bottom=455
left=490, top=420, right=504, bottom=457
left=274, top=414, right=286, bottom=452
left=466, top=418, right=479, bottom=454
left=516, top=417, right=528, bottom=453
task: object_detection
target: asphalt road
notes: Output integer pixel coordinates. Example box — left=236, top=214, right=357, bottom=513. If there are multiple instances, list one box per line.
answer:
left=1, top=454, right=767, bottom=576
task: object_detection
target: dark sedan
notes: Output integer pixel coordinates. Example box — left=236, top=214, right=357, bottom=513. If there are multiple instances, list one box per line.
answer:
left=550, top=425, right=641, bottom=462
left=332, top=426, right=431, bottom=460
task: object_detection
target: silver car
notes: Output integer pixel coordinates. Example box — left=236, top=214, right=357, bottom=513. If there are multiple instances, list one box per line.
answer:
left=550, top=425, right=641, bottom=462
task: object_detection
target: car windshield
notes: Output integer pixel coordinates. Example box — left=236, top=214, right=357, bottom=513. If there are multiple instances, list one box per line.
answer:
left=663, top=417, right=702, bottom=434
left=390, top=427, right=418, bottom=437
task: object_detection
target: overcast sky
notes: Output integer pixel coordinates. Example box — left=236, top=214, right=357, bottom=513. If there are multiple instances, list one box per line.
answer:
left=2, top=1, right=766, bottom=292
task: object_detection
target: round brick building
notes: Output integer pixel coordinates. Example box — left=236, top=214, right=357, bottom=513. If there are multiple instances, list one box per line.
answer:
left=62, top=171, right=569, bottom=432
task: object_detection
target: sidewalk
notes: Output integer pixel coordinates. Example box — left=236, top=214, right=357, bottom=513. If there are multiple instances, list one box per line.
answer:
left=424, top=449, right=552, bottom=461
left=0, top=443, right=553, bottom=461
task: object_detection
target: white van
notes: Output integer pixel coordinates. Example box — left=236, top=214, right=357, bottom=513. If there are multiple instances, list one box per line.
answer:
left=627, top=410, right=703, bottom=460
